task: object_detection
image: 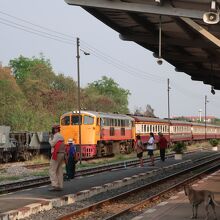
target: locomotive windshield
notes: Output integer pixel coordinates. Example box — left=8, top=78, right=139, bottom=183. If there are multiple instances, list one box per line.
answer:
left=61, top=116, right=70, bottom=126
left=71, top=115, right=82, bottom=125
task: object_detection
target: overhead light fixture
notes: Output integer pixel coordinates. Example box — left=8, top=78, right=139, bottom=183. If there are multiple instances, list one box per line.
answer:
left=157, top=15, right=163, bottom=65
left=155, top=0, right=163, bottom=6
left=211, top=86, right=215, bottom=95
left=203, top=0, right=220, bottom=24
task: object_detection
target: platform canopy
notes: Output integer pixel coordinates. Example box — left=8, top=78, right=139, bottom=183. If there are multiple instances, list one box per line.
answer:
left=65, top=0, right=220, bottom=90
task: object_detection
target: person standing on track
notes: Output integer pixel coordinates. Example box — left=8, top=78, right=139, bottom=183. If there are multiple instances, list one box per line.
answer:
left=48, top=125, right=65, bottom=191
left=146, top=132, right=155, bottom=166
left=157, top=132, right=168, bottom=162
left=135, top=135, right=144, bottom=167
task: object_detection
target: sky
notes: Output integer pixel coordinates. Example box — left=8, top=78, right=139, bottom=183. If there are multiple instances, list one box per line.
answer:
left=1, top=0, right=220, bottom=119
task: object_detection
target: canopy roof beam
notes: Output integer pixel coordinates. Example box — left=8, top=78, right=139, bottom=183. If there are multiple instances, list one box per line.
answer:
left=65, top=0, right=205, bottom=19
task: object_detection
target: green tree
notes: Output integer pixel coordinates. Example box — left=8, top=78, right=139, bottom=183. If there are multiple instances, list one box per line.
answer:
left=0, top=67, right=26, bottom=126
left=9, top=54, right=51, bottom=83
left=84, top=76, right=130, bottom=113
left=9, top=55, right=78, bottom=116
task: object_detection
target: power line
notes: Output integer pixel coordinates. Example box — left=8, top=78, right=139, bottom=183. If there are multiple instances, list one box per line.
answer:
left=0, top=17, right=75, bottom=44
left=0, top=15, right=164, bottom=84
left=0, top=10, right=165, bottom=83
left=0, top=9, right=216, bottom=103
left=0, top=10, right=75, bottom=40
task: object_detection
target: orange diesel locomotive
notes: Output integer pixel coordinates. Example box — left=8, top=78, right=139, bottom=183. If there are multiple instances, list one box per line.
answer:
left=60, top=111, right=135, bottom=158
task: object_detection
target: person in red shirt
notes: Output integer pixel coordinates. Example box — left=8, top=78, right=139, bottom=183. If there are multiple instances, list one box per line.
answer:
left=158, top=132, right=168, bottom=162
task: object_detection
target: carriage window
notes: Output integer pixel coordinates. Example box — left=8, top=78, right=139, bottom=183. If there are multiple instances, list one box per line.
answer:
left=132, top=121, right=135, bottom=127
left=101, top=118, right=104, bottom=126
left=103, top=118, right=106, bottom=126
left=118, top=119, right=121, bottom=126
left=112, top=119, right=114, bottom=126
left=121, top=128, right=125, bottom=136
left=61, top=116, right=70, bottom=125
left=71, top=115, right=82, bottom=125
left=110, top=127, right=115, bottom=136
left=84, top=116, right=94, bottom=125
left=121, top=120, right=125, bottom=127
left=107, top=118, right=110, bottom=126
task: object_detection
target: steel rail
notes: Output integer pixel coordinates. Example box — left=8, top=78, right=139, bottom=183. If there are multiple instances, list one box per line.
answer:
left=0, top=151, right=217, bottom=194
left=104, top=163, right=220, bottom=220
left=57, top=156, right=220, bottom=220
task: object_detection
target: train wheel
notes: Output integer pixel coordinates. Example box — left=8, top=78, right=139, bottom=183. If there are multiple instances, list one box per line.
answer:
left=97, top=142, right=104, bottom=157
left=107, top=143, right=113, bottom=155
left=3, top=152, right=12, bottom=163
left=126, top=142, right=133, bottom=154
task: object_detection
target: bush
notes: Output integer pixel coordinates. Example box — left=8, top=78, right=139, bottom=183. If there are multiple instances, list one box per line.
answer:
left=172, top=142, right=187, bottom=154
left=209, top=139, right=219, bottom=147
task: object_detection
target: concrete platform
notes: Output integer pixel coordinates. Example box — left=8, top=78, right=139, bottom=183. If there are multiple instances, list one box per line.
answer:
left=0, top=151, right=218, bottom=220
left=132, top=169, right=220, bottom=220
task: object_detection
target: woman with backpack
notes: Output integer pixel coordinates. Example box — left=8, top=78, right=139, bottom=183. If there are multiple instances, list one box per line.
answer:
left=135, top=135, right=144, bottom=167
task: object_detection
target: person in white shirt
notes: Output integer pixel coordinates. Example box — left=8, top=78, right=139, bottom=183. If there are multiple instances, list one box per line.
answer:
left=147, top=132, right=155, bottom=166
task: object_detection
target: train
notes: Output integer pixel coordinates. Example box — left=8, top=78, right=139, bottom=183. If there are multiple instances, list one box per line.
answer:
left=0, top=126, right=50, bottom=163
left=60, top=110, right=220, bottom=159
left=1, top=110, right=219, bottom=162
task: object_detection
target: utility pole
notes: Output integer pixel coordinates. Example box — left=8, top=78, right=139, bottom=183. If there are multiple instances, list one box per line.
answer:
left=167, top=78, right=171, bottom=143
left=76, top=37, right=82, bottom=164
left=76, top=38, right=90, bottom=164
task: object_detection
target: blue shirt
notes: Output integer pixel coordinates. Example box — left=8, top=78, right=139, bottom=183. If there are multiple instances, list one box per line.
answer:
left=69, top=143, right=76, bottom=157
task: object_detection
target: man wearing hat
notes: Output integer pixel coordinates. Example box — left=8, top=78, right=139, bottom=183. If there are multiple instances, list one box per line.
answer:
left=65, top=138, right=77, bottom=180
left=48, top=125, right=65, bottom=191
left=158, top=132, right=168, bottom=162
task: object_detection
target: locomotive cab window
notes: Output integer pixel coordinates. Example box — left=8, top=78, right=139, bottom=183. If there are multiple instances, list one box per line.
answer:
left=84, top=115, right=94, bottom=125
left=71, top=115, right=82, bottom=125
left=61, top=116, right=70, bottom=126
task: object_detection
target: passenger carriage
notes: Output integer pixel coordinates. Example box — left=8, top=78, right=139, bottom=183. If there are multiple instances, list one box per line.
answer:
left=170, top=120, right=192, bottom=143
left=132, top=115, right=170, bottom=143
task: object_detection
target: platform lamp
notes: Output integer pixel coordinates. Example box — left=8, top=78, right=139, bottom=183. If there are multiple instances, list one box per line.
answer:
left=204, top=95, right=209, bottom=140
left=76, top=37, right=90, bottom=164
left=157, top=15, right=163, bottom=65
left=210, top=62, right=216, bottom=95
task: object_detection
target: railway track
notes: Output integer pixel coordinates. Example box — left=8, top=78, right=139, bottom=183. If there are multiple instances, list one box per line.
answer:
left=0, top=151, right=215, bottom=195
left=57, top=154, right=220, bottom=220
left=0, top=155, right=166, bottom=194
